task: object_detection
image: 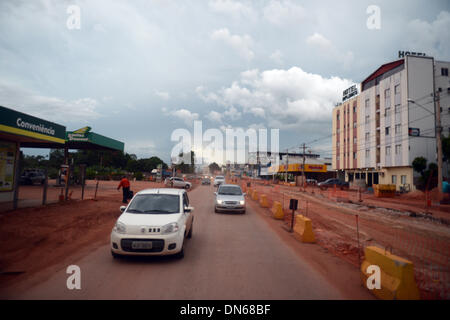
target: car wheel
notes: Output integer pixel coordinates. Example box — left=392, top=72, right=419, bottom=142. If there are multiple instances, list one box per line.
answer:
left=187, top=223, right=193, bottom=239
left=175, top=244, right=185, bottom=259
left=111, top=250, right=121, bottom=259
left=241, top=209, right=246, bottom=214
left=185, top=184, right=190, bottom=189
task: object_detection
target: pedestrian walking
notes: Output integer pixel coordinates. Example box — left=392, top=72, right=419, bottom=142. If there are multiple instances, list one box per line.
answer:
left=117, top=176, right=131, bottom=204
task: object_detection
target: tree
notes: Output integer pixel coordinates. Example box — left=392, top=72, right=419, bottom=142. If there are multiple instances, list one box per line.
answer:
left=208, top=162, right=220, bottom=174
left=412, top=157, right=427, bottom=175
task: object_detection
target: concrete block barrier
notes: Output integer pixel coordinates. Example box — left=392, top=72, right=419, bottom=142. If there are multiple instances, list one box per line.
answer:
left=293, top=214, right=315, bottom=243
left=360, top=246, right=420, bottom=300
left=251, top=190, right=259, bottom=201
left=259, top=194, right=269, bottom=208
left=271, top=201, right=284, bottom=219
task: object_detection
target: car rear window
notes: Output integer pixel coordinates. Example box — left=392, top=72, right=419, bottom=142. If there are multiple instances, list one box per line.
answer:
left=126, top=194, right=180, bottom=214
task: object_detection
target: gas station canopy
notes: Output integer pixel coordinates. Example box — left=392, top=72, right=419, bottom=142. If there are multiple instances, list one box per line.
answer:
left=65, top=127, right=124, bottom=152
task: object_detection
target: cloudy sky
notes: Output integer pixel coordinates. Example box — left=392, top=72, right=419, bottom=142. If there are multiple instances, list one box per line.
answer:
left=1, top=0, right=449, bottom=164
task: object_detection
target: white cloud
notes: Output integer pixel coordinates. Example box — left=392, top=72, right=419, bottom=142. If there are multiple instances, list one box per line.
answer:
left=155, top=90, right=170, bottom=100
left=0, top=79, right=100, bottom=123
left=405, top=11, right=450, bottom=59
left=197, top=67, right=352, bottom=130
left=206, top=110, right=223, bottom=122
left=269, top=49, right=284, bottom=65
left=169, top=108, right=199, bottom=126
left=306, top=33, right=354, bottom=68
left=211, top=28, right=254, bottom=60
left=224, top=106, right=242, bottom=120
left=208, top=0, right=256, bottom=20
left=263, top=0, right=306, bottom=26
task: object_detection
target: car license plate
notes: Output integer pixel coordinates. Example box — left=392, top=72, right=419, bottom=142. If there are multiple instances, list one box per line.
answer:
left=132, top=241, right=153, bottom=249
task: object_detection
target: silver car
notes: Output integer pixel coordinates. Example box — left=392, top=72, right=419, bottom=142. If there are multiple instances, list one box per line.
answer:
left=214, top=184, right=246, bottom=214
left=213, top=175, right=225, bottom=186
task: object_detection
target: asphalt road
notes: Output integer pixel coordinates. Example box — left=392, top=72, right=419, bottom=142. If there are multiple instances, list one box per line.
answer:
left=4, top=185, right=344, bottom=299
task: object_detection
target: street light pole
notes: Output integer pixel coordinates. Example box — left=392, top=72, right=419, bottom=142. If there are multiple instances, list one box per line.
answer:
left=408, top=95, right=443, bottom=195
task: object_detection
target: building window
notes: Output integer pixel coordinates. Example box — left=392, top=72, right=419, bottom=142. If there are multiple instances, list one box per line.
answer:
left=385, top=126, right=390, bottom=136
left=442, top=68, right=449, bottom=76
left=395, top=144, right=402, bottom=154
left=395, top=124, right=401, bottom=134
left=365, top=99, right=370, bottom=108
left=385, top=88, right=391, bottom=99
left=353, top=106, right=356, bottom=113
left=353, top=137, right=357, bottom=144
left=385, top=107, right=391, bottom=116
left=365, top=132, right=370, bottom=142
left=353, top=152, right=357, bottom=159
left=337, top=142, right=340, bottom=148
left=401, top=175, right=407, bottom=184
left=337, top=114, right=340, bottom=121
left=395, top=104, right=401, bottom=113
left=353, top=122, right=357, bottom=128
left=337, top=129, right=340, bottom=134
left=394, top=84, right=400, bottom=94
left=386, top=146, right=391, bottom=155
left=365, top=115, right=370, bottom=124
left=392, top=175, right=397, bottom=184
left=337, top=156, right=340, bottom=161
left=365, top=149, right=370, bottom=157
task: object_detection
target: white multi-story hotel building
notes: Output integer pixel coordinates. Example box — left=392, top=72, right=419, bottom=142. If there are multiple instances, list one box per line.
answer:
left=333, top=55, right=448, bottom=190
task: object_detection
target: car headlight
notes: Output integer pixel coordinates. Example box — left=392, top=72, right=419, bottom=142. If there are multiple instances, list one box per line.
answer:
left=161, top=222, right=179, bottom=235
left=216, top=199, right=223, bottom=204
left=240, top=200, right=245, bottom=205
left=115, top=221, right=126, bottom=234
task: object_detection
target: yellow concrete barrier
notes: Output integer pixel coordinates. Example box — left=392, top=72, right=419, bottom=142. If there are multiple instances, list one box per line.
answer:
left=361, top=246, right=420, bottom=300
left=259, top=194, right=269, bottom=208
left=247, top=187, right=252, bottom=196
left=293, top=214, right=315, bottom=243
left=271, top=201, right=284, bottom=219
left=251, top=190, right=259, bottom=201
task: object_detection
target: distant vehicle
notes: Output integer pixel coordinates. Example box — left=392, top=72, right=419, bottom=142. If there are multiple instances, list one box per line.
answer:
left=306, top=179, right=318, bottom=186
left=111, top=188, right=194, bottom=259
left=165, top=177, right=191, bottom=189
left=20, top=170, right=46, bottom=185
left=214, top=184, right=246, bottom=214
left=213, top=175, right=225, bottom=186
left=318, top=178, right=349, bottom=190
left=201, top=178, right=211, bottom=185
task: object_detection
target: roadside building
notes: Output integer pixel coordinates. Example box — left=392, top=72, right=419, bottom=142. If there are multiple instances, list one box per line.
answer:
left=0, top=106, right=66, bottom=210
left=332, top=85, right=360, bottom=183
left=332, top=54, right=449, bottom=191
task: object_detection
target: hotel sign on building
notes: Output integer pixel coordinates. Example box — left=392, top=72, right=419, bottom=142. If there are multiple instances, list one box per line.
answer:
left=342, top=85, right=358, bottom=102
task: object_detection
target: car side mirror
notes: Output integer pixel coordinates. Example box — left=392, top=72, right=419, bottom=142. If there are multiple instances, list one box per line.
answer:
left=120, top=206, right=126, bottom=213
left=184, top=206, right=194, bottom=213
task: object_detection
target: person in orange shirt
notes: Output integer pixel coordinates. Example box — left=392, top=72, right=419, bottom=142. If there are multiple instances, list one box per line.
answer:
left=117, top=176, right=131, bottom=204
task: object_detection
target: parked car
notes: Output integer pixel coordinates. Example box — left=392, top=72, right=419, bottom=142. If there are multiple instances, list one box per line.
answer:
left=111, top=188, right=194, bottom=259
left=306, top=179, right=318, bottom=186
left=165, top=177, right=192, bottom=189
left=213, top=175, right=225, bottom=186
left=318, top=178, right=349, bottom=190
left=214, top=184, right=246, bottom=214
left=201, top=178, right=211, bottom=185
left=20, top=170, right=46, bottom=185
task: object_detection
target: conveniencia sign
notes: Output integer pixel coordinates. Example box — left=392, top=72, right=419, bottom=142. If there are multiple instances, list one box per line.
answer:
left=16, top=118, right=55, bottom=136
left=0, top=106, right=66, bottom=142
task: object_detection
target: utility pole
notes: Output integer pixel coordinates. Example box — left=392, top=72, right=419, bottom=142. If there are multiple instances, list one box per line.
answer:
left=436, top=91, right=443, bottom=196
left=302, top=143, right=306, bottom=187
left=285, top=149, right=289, bottom=183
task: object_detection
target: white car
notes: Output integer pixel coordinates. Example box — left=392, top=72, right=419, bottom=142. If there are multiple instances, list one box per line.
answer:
left=111, top=188, right=194, bottom=259
left=213, top=175, right=225, bottom=187
left=214, top=184, right=246, bottom=214
left=165, top=177, right=192, bottom=189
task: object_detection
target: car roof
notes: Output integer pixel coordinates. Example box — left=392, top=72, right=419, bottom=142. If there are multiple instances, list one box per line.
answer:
left=137, top=188, right=185, bottom=195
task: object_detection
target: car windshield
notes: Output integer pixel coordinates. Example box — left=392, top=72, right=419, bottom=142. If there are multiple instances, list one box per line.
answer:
left=218, top=186, right=242, bottom=195
left=126, top=194, right=180, bottom=214
left=216, top=176, right=224, bottom=180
